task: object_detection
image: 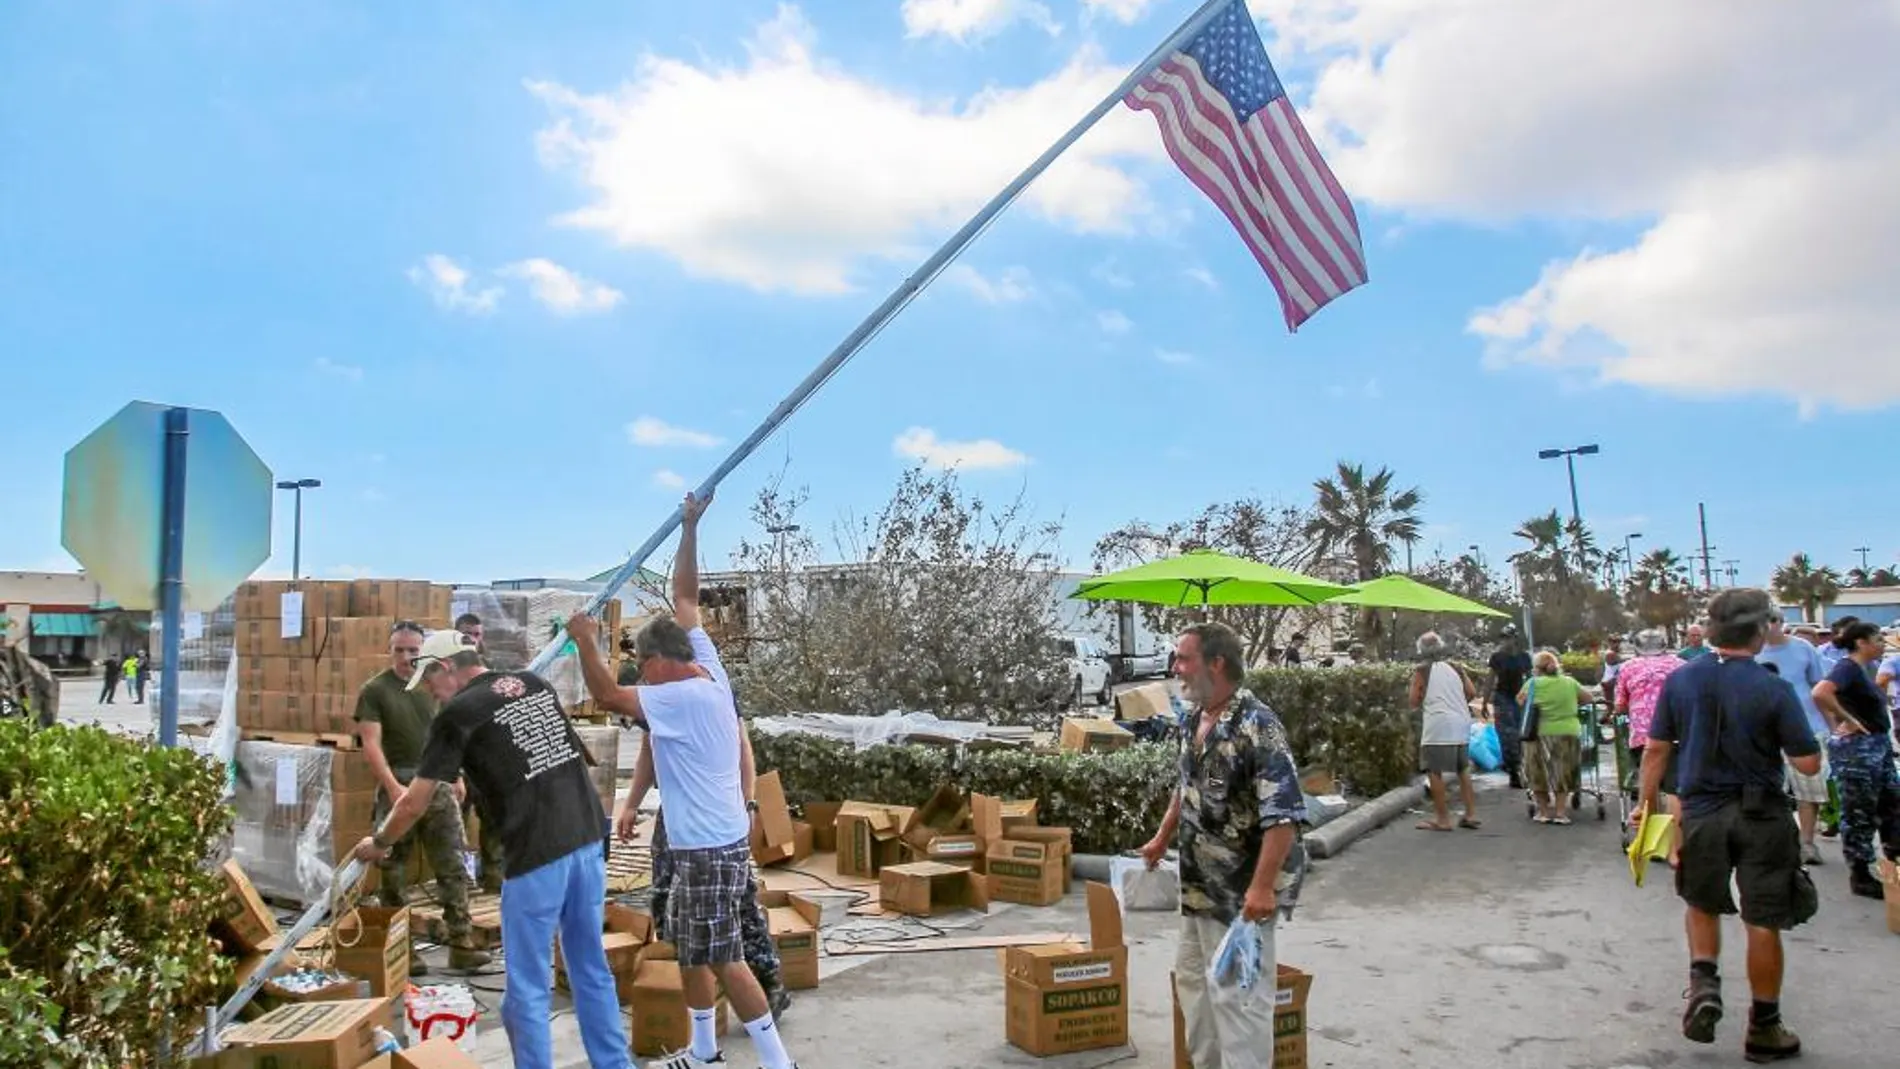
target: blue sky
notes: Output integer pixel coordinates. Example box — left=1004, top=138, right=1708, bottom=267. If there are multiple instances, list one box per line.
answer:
left=4, top=0, right=1896, bottom=591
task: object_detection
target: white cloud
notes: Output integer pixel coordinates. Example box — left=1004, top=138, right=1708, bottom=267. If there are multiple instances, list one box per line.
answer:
left=313, top=357, right=363, bottom=383
left=942, top=263, right=1034, bottom=303
left=1097, top=309, right=1133, bottom=334
left=527, top=6, right=1163, bottom=295
left=501, top=258, right=624, bottom=314
left=328, top=564, right=375, bottom=580
left=407, top=253, right=502, bottom=314
left=1252, top=0, right=1900, bottom=409
left=652, top=469, right=687, bottom=490
left=1083, top=0, right=1160, bottom=24
left=1154, top=348, right=1194, bottom=365
left=627, top=417, right=723, bottom=448
left=893, top=426, right=1029, bottom=470
left=901, top=0, right=1060, bottom=41
left=1183, top=266, right=1219, bottom=290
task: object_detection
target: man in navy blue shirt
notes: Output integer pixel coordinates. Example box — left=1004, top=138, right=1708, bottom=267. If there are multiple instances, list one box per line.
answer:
left=1640, top=589, right=1821, bottom=1063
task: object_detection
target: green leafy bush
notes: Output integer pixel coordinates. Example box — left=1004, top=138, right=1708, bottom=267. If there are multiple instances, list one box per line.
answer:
left=751, top=731, right=1176, bottom=854
left=0, top=723, right=232, bottom=1067
left=1248, top=666, right=1417, bottom=796
left=1558, top=653, right=1604, bottom=686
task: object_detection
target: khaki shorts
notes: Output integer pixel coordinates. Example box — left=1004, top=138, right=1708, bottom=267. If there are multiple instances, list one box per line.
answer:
left=1785, top=732, right=1830, bottom=804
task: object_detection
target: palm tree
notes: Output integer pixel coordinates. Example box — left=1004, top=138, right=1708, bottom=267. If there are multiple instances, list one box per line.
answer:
left=1869, top=566, right=1900, bottom=588
left=1770, top=553, right=1842, bottom=623
left=1627, top=548, right=1695, bottom=635
left=1305, top=462, right=1424, bottom=582
left=1510, top=510, right=1568, bottom=584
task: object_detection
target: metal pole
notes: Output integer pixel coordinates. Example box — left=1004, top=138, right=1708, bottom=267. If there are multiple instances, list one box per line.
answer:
left=1698, top=502, right=1713, bottom=590
left=157, top=407, right=188, bottom=748
left=1856, top=546, right=1871, bottom=573
left=526, top=0, right=1235, bottom=676
left=1565, top=453, right=1582, bottom=529
left=291, top=487, right=304, bottom=580
left=200, top=3, right=1243, bottom=1048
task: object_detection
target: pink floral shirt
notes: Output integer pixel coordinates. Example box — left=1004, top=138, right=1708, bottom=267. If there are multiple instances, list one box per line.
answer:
left=1616, top=654, right=1683, bottom=746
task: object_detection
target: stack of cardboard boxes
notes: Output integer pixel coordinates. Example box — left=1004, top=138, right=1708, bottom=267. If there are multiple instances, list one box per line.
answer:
left=233, top=579, right=453, bottom=739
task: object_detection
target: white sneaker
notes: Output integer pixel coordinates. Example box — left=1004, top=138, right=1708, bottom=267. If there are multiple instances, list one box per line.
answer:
left=1800, top=842, right=1823, bottom=866
left=645, top=1051, right=724, bottom=1068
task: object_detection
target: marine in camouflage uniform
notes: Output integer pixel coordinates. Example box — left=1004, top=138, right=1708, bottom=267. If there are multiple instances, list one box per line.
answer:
left=650, top=808, right=789, bottom=1017
left=1826, top=731, right=1900, bottom=890
left=355, top=626, right=487, bottom=972
left=1157, top=623, right=1307, bottom=1069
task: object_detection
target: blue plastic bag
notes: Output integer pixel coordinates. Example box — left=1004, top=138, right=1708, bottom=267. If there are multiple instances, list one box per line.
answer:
left=1209, top=917, right=1266, bottom=991
left=1468, top=722, right=1502, bottom=771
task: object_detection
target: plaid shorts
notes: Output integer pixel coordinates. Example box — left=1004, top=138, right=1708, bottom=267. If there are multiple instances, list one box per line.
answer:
left=664, top=838, right=752, bottom=966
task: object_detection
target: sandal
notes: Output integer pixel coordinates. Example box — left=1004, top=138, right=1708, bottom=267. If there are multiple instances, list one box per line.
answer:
left=1532, top=815, right=1553, bottom=824
left=1415, top=820, right=1454, bottom=832
left=1551, top=815, right=1573, bottom=826
left=1458, top=817, right=1483, bottom=830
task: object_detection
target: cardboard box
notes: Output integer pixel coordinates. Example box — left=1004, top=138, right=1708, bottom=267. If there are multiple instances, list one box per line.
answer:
left=1273, top=963, right=1314, bottom=1069
left=802, top=802, right=843, bottom=852
left=1880, top=858, right=1900, bottom=935
left=559, top=902, right=652, bottom=1002
left=879, top=860, right=989, bottom=917
left=260, top=972, right=370, bottom=1004
left=1060, top=716, right=1135, bottom=753
left=1116, top=681, right=1175, bottom=722
left=331, top=751, right=378, bottom=794
left=767, top=895, right=822, bottom=990
left=998, top=799, right=1038, bottom=832
left=900, top=784, right=982, bottom=866
left=394, top=1036, right=484, bottom=1068
left=236, top=580, right=352, bottom=621
left=217, top=998, right=389, bottom=1069
left=975, top=794, right=1072, bottom=905
left=835, top=802, right=906, bottom=878
left=1002, top=883, right=1128, bottom=1057
left=310, top=617, right=396, bottom=660
left=330, top=905, right=410, bottom=998
left=627, top=959, right=728, bottom=1057
left=234, top=620, right=311, bottom=661
left=216, top=860, right=281, bottom=954
left=748, top=771, right=801, bottom=867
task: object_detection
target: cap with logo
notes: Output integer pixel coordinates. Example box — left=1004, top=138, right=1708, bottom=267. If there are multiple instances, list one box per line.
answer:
left=407, top=629, right=479, bottom=691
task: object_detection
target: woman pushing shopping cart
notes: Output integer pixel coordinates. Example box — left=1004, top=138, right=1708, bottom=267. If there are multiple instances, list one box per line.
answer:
left=1515, top=649, right=1609, bottom=825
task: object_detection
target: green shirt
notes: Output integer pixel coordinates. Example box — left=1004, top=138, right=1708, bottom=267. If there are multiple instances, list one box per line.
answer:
left=353, top=668, right=437, bottom=773
left=1519, top=674, right=1586, bottom=736
left=1678, top=645, right=1711, bottom=662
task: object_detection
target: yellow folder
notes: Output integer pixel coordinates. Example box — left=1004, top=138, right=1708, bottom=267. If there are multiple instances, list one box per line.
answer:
left=1627, top=813, right=1674, bottom=887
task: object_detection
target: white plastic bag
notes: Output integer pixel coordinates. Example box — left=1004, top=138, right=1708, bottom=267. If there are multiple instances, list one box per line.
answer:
left=1208, top=917, right=1266, bottom=991
left=1110, top=855, right=1179, bottom=913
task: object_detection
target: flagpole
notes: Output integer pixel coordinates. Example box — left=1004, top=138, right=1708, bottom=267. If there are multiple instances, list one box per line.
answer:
left=532, top=0, right=1234, bottom=672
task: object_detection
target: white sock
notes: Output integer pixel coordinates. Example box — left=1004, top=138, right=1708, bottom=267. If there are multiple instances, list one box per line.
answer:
left=743, top=1012, right=794, bottom=1069
left=689, top=1007, right=719, bottom=1061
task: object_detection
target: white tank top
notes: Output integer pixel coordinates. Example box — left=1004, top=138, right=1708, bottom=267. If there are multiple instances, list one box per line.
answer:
left=1421, top=661, right=1471, bottom=745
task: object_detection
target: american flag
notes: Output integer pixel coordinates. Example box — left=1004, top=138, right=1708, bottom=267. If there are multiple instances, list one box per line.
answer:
left=1125, top=0, right=1366, bottom=330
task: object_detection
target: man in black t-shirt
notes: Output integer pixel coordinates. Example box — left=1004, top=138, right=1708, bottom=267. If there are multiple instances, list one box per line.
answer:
left=1640, top=589, right=1820, bottom=1063
left=1484, top=627, right=1534, bottom=789
left=353, top=629, right=631, bottom=1069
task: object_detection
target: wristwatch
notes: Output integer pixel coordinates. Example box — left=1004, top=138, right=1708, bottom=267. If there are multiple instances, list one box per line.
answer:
left=371, top=831, right=393, bottom=850
left=745, top=799, right=760, bottom=814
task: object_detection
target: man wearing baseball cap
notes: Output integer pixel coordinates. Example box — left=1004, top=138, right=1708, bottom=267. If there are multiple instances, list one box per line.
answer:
left=353, top=628, right=631, bottom=1069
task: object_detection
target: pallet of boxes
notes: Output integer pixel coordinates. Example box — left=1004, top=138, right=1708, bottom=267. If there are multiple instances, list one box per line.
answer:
left=228, top=580, right=452, bottom=907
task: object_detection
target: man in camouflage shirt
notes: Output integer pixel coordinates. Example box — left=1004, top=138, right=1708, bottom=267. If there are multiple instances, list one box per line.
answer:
left=1141, top=622, right=1307, bottom=1069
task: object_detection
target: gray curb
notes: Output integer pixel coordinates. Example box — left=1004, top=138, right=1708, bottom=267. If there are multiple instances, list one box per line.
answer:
left=1306, top=778, right=1427, bottom=859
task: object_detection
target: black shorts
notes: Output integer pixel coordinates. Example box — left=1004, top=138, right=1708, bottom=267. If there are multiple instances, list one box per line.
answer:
left=1676, top=801, right=1804, bottom=929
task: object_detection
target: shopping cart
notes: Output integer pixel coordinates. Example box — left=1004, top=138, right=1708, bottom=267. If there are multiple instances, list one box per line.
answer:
left=1609, top=711, right=1640, bottom=848
left=1523, top=701, right=1610, bottom=822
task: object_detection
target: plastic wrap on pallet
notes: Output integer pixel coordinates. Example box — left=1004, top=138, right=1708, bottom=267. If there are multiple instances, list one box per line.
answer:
left=230, top=740, right=338, bottom=905
left=751, top=711, right=1037, bottom=751
left=448, top=587, right=597, bottom=706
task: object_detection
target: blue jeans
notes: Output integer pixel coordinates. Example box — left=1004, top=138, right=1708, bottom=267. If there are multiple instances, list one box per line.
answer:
left=1492, top=692, right=1524, bottom=777
left=500, top=844, right=632, bottom=1069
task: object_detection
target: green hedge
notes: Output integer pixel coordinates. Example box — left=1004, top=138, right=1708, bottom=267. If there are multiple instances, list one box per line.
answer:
left=0, top=723, right=232, bottom=1067
left=751, top=731, right=1175, bottom=855
left=751, top=664, right=1440, bottom=852
left=1247, top=666, right=1415, bottom=797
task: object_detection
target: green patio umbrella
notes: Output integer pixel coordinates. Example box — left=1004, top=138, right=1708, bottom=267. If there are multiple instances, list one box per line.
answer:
left=1070, top=550, right=1349, bottom=607
left=1322, top=574, right=1509, bottom=617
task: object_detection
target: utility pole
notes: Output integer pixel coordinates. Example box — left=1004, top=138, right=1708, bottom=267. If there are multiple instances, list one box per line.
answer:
left=1623, top=532, right=1643, bottom=584
left=1722, top=559, right=1740, bottom=586
left=1855, top=546, right=1872, bottom=573
left=1698, top=502, right=1714, bottom=590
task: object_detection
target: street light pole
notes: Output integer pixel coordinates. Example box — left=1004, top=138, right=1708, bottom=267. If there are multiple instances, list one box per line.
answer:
left=1624, top=532, right=1643, bottom=583
left=1537, top=444, right=1601, bottom=531
left=274, top=478, right=321, bottom=579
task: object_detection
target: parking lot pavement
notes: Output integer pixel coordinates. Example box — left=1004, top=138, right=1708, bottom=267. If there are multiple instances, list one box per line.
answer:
left=538, top=780, right=1896, bottom=1069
